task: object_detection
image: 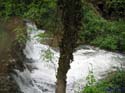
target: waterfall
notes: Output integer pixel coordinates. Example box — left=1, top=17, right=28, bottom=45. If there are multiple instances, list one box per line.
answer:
left=13, top=22, right=125, bottom=93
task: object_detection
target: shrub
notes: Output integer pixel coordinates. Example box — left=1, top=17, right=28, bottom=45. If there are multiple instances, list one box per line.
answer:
left=80, top=1, right=125, bottom=51
left=82, top=67, right=125, bottom=93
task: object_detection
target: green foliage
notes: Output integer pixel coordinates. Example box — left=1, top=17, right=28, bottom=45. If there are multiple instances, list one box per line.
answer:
left=13, top=26, right=26, bottom=45
left=36, top=32, right=48, bottom=39
left=83, top=66, right=125, bottom=93
left=1, top=0, right=125, bottom=52
left=86, top=64, right=96, bottom=86
left=36, top=32, right=50, bottom=40
left=91, top=35, right=118, bottom=51
left=41, top=48, right=54, bottom=62
left=0, top=0, right=57, bottom=32
left=106, top=0, right=125, bottom=19
left=0, top=0, right=27, bottom=20
left=83, top=64, right=98, bottom=93
left=80, top=1, right=125, bottom=51
left=83, top=86, right=105, bottom=93
left=37, top=32, right=55, bottom=63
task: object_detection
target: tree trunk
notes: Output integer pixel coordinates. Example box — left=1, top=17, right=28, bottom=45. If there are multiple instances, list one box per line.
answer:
left=56, top=0, right=82, bottom=93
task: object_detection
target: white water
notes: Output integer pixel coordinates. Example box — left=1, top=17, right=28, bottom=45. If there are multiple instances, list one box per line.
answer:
left=13, top=23, right=125, bottom=93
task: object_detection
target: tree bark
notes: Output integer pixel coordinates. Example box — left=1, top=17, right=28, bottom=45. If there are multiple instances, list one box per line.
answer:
left=56, top=0, right=82, bottom=93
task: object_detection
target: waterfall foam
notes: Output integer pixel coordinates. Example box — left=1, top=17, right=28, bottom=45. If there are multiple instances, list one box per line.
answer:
left=13, top=23, right=125, bottom=93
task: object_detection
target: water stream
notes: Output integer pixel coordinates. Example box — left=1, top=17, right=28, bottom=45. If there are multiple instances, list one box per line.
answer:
left=13, top=23, right=125, bottom=93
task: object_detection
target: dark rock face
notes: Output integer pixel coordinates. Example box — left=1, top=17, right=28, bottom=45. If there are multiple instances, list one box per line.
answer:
left=0, top=17, right=27, bottom=93
left=0, top=73, right=21, bottom=93
left=90, top=0, right=125, bottom=20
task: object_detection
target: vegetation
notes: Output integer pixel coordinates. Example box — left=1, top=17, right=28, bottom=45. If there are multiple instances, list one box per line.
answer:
left=90, top=0, right=125, bottom=20
left=85, top=64, right=96, bottom=87
left=0, top=0, right=125, bottom=51
left=83, top=67, right=125, bottom=93
left=13, top=26, right=27, bottom=45
left=105, top=0, right=125, bottom=19
left=80, top=1, right=125, bottom=51
left=41, top=48, right=54, bottom=62
left=0, top=0, right=56, bottom=31
left=0, top=0, right=125, bottom=93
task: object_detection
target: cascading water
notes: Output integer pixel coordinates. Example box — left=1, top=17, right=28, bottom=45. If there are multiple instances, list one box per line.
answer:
left=13, top=22, right=125, bottom=93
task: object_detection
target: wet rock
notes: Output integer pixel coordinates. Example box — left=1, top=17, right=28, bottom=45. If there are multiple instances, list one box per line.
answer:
left=0, top=17, right=27, bottom=93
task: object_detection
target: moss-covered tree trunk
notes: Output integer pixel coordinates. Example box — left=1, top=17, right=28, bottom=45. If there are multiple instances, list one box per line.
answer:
left=56, top=0, right=82, bottom=93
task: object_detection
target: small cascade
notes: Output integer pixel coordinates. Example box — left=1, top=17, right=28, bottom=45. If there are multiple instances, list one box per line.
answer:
left=13, top=22, right=125, bottom=93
